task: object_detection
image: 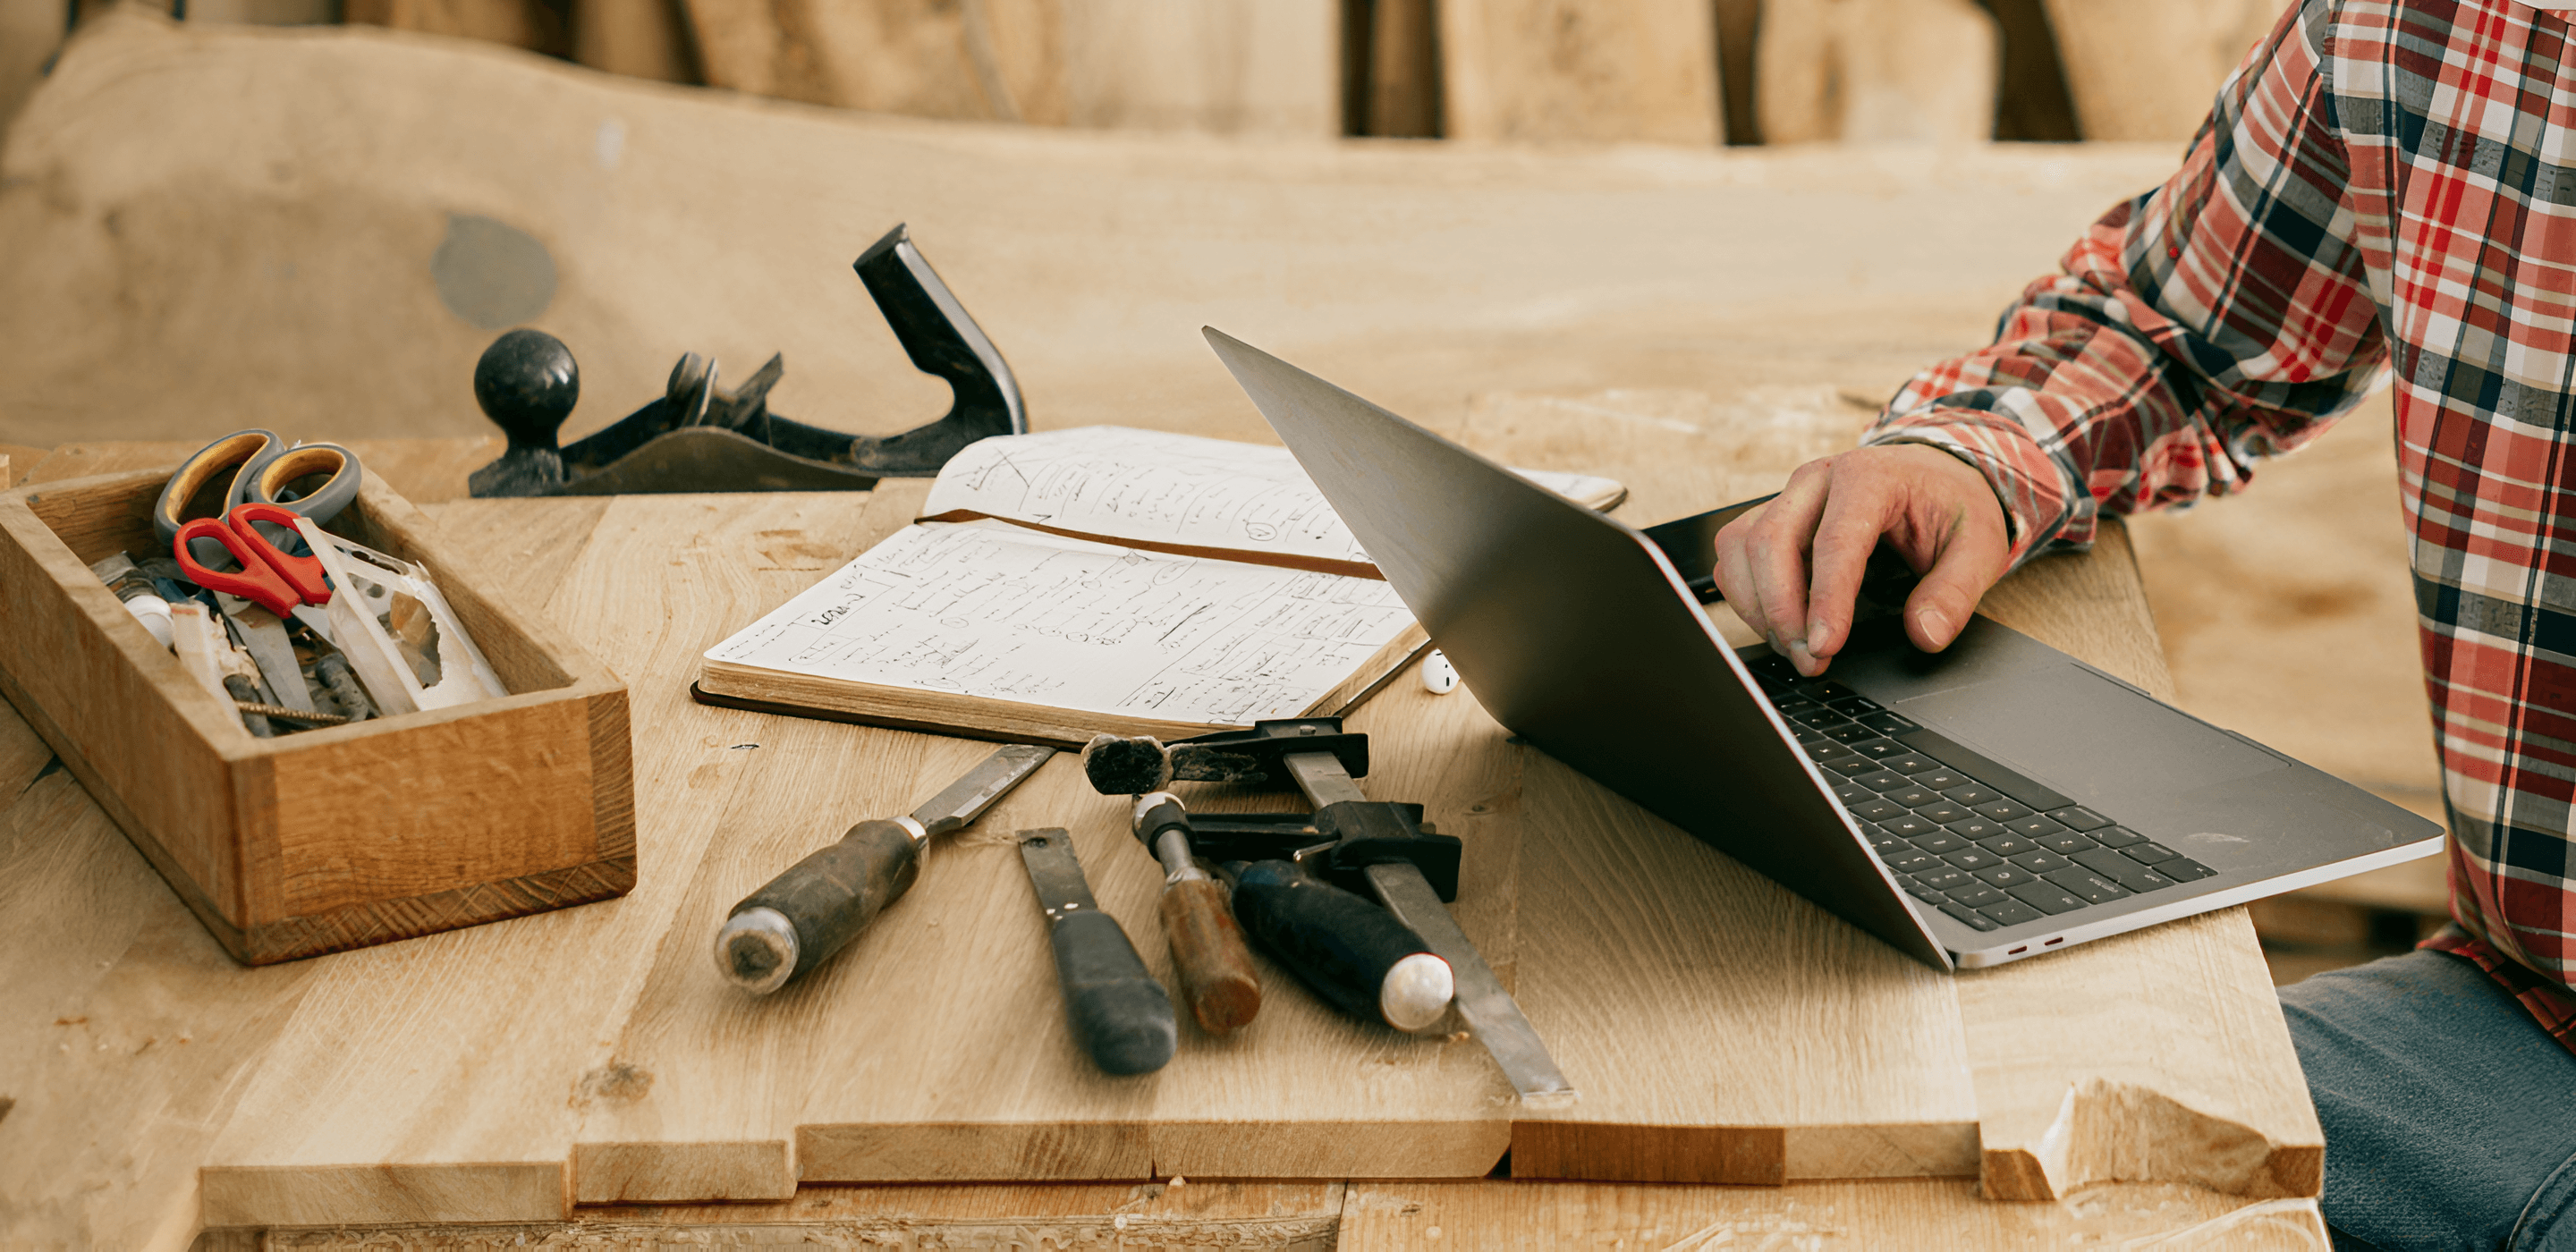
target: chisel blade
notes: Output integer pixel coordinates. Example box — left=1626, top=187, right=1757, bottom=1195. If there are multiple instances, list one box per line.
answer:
left=217, top=596, right=314, bottom=714
left=911, top=743, right=1056, bottom=837
left=1364, top=860, right=1579, bottom=1107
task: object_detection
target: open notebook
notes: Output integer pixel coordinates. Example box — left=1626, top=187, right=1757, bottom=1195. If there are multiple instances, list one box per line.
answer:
left=694, top=427, right=1625, bottom=745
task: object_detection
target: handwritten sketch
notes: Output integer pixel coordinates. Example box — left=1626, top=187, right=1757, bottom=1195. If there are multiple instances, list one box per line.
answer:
left=923, top=427, right=1619, bottom=566
left=707, top=520, right=1415, bottom=725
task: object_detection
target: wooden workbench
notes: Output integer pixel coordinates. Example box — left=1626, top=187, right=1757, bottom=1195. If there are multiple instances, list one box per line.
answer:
left=0, top=18, right=2329, bottom=1248
left=4, top=433, right=2326, bottom=1249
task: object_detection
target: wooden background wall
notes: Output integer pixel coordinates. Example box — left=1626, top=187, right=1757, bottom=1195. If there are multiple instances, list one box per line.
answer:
left=4, top=0, right=2293, bottom=148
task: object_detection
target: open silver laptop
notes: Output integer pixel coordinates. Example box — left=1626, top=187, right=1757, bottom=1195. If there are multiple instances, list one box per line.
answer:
left=1206, top=328, right=2445, bottom=970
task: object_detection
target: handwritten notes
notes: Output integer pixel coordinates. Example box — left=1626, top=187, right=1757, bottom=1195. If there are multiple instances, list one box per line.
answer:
left=706, top=520, right=1416, bottom=726
left=922, top=427, right=1620, bottom=566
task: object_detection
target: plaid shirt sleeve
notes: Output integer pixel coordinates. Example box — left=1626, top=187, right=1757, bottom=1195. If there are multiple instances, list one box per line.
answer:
left=1860, top=0, right=2386, bottom=566
left=1856, top=0, right=2576, bottom=1053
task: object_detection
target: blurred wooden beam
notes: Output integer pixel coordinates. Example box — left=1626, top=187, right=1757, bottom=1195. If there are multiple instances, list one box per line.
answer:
left=1758, top=0, right=1997, bottom=145
left=1358, top=0, right=1437, bottom=137
left=1976, top=0, right=2080, bottom=141
left=345, top=0, right=568, bottom=55
left=1714, top=0, right=1758, bottom=145
left=2041, top=0, right=2286, bottom=142
left=1439, top=0, right=1719, bottom=147
left=572, top=0, right=693, bottom=83
left=685, top=0, right=1333, bottom=137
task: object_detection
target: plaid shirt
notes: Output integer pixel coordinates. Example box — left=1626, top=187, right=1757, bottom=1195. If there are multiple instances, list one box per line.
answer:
left=1862, top=0, right=2576, bottom=1051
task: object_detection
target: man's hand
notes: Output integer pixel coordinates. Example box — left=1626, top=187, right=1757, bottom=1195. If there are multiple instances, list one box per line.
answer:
left=1712, top=444, right=2011, bottom=677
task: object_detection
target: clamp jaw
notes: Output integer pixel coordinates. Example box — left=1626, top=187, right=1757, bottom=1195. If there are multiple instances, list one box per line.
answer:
left=1097, top=718, right=1458, bottom=901
left=1129, top=791, right=1462, bottom=902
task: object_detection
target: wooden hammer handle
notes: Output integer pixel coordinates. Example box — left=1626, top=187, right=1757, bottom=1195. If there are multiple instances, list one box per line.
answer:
left=1158, top=878, right=1262, bottom=1035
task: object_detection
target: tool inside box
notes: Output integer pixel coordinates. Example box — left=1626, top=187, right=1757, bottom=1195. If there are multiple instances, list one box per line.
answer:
left=25, top=470, right=572, bottom=704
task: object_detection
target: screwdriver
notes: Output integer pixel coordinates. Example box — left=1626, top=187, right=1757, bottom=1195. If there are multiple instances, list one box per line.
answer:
left=716, top=744, right=1055, bottom=994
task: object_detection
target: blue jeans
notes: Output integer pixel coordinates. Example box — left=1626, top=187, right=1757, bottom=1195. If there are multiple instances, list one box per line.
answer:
left=2280, top=949, right=2576, bottom=1250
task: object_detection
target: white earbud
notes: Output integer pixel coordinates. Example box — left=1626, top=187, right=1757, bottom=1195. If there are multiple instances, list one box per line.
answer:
left=1420, top=648, right=1459, bottom=695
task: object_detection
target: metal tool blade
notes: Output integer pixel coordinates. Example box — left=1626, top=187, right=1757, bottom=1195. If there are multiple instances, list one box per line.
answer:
left=1365, top=860, right=1579, bottom=1107
left=1016, top=826, right=1103, bottom=918
left=1284, top=749, right=1369, bottom=808
left=289, top=603, right=336, bottom=646
left=911, top=744, right=1056, bottom=837
left=217, top=596, right=314, bottom=713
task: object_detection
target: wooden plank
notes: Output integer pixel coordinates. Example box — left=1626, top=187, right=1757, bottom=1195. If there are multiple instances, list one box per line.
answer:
left=0, top=756, right=320, bottom=1250
left=569, top=0, right=694, bottom=84
left=1357, top=0, right=1439, bottom=138
left=198, top=490, right=887, bottom=1227
left=1756, top=0, right=1999, bottom=145
left=1454, top=393, right=1977, bottom=1185
left=2042, top=0, right=2287, bottom=144
left=1338, top=1179, right=2329, bottom=1249
left=566, top=476, right=1504, bottom=1199
left=1049, top=0, right=1337, bottom=138
left=1958, top=523, right=2325, bottom=1199
left=1438, top=0, right=1720, bottom=146
left=683, top=0, right=1334, bottom=136
left=423, top=495, right=615, bottom=607
left=343, top=0, right=564, bottom=55
left=0, top=443, right=47, bottom=485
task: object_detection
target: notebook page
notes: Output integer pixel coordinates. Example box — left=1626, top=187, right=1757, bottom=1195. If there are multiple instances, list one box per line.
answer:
left=922, top=427, right=1619, bottom=566
left=705, top=520, right=1416, bottom=726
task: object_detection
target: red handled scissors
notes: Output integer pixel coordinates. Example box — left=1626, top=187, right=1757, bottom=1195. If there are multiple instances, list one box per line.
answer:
left=174, top=503, right=336, bottom=639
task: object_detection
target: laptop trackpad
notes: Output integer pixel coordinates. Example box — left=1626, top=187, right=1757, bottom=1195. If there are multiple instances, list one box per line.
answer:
left=1893, top=666, right=2287, bottom=810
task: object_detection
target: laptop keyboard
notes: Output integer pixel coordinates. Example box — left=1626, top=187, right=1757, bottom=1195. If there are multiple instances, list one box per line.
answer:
left=1743, top=654, right=2219, bottom=934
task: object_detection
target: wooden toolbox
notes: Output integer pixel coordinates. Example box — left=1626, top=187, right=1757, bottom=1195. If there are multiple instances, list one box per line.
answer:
left=0, top=468, right=634, bottom=964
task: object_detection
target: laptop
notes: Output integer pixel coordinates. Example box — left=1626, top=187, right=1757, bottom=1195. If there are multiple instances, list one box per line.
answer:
left=1204, top=328, right=2445, bottom=970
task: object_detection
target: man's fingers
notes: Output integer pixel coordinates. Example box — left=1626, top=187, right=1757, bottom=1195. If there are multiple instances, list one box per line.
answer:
left=1714, top=529, right=1771, bottom=642
left=1901, top=510, right=2011, bottom=652
left=1742, top=462, right=1837, bottom=673
left=1801, top=482, right=1894, bottom=660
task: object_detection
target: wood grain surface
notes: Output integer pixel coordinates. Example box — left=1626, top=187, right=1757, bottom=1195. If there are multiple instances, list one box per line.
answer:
left=0, top=461, right=2328, bottom=1231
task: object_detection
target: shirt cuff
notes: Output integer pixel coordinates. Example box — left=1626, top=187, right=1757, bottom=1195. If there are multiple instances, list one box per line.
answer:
left=1859, top=406, right=2082, bottom=570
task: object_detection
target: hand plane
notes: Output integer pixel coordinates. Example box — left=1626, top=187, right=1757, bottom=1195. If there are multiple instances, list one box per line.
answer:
left=467, top=223, right=1026, bottom=497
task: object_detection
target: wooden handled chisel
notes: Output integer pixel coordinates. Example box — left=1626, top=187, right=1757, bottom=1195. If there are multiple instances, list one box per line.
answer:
left=1131, top=792, right=1261, bottom=1035
left=715, top=743, right=1055, bottom=994
left=1017, top=827, right=1177, bottom=1075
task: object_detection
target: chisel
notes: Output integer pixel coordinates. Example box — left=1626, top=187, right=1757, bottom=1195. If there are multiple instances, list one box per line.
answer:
left=1225, top=856, right=1454, bottom=1033
left=716, top=743, right=1055, bottom=994
left=1017, top=827, right=1177, bottom=1075
left=1130, top=792, right=1262, bottom=1035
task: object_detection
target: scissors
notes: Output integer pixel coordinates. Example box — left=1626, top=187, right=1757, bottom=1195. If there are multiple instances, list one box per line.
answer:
left=154, top=431, right=363, bottom=559
left=174, top=503, right=341, bottom=713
